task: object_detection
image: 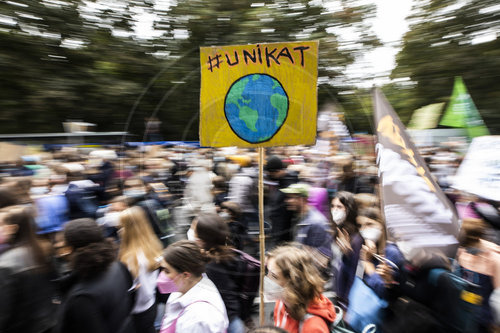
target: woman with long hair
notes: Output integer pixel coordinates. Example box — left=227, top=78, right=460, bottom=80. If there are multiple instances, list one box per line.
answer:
left=357, top=207, right=404, bottom=299
left=331, top=191, right=363, bottom=308
left=119, top=206, right=163, bottom=333
left=157, top=240, right=228, bottom=332
left=266, top=244, right=336, bottom=333
left=57, top=218, right=135, bottom=333
left=193, top=212, right=253, bottom=333
left=0, top=205, right=56, bottom=333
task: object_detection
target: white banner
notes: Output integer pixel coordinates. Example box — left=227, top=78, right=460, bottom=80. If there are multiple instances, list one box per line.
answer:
left=453, top=136, right=500, bottom=201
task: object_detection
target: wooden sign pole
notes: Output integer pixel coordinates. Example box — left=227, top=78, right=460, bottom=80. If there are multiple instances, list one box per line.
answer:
left=258, top=147, right=266, bottom=325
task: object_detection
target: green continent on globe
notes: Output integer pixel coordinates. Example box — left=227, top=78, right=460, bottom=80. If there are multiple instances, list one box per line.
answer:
left=270, top=93, right=288, bottom=126
left=226, top=78, right=249, bottom=107
left=226, top=77, right=259, bottom=132
left=239, top=106, right=259, bottom=132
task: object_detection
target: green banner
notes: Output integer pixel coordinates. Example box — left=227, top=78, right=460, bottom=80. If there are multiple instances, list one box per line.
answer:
left=439, top=76, right=489, bottom=138
left=408, top=103, right=444, bottom=130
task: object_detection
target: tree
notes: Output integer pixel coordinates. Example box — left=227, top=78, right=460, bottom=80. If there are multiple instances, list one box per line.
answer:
left=392, top=0, right=500, bottom=133
left=149, top=0, right=380, bottom=139
left=0, top=0, right=380, bottom=139
left=0, top=0, right=161, bottom=135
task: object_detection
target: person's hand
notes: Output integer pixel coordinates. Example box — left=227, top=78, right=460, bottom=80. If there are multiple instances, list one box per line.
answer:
left=376, top=263, right=395, bottom=286
left=360, top=240, right=377, bottom=262
left=336, top=228, right=352, bottom=255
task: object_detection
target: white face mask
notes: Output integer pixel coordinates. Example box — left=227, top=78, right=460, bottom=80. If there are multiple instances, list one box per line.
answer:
left=123, top=189, right=146, bottom=198
left=219, top=211, right=231, bottom=221
left=331, top=209, right=346, bottom=225
left=360, top=227, right=383, bottom=243
left=186, top=228, right=198, bottom=242
left=263, top=276, right=285, bottom=302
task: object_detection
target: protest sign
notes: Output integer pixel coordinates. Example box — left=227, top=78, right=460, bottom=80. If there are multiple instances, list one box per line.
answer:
left=200, top=41, right=318, bottom=147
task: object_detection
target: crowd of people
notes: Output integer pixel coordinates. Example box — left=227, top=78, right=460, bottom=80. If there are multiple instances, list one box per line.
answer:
left=0, top=142, right=499, bottom=333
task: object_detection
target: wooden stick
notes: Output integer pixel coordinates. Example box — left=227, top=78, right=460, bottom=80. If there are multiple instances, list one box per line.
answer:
left=258, top=147, right=266, bottom=326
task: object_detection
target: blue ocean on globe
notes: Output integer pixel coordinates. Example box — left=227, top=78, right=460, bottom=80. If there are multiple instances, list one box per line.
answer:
left=224, top=73, right=289, bottom=143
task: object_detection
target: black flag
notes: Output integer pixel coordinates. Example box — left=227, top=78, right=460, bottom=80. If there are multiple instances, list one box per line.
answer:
left=373, top=88, right=460, bottom=259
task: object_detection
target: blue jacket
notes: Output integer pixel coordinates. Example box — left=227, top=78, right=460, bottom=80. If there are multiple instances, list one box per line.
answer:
left=294, top=206, right=333, bottom=259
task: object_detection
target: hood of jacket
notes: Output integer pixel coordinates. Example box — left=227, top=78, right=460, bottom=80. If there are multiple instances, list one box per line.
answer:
left=306, top=294, right=336, bottom=324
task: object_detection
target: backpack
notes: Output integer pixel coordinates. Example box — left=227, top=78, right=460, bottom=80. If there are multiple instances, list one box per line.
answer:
left=428, top=268, right=482, bottom=333
left=233, top=248, right=260, bottom=320
left=386, top=265, right=482, bottom=333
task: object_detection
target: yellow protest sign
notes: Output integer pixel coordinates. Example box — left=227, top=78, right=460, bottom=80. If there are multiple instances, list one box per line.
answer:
left=200, top=41, right=318, bottom=147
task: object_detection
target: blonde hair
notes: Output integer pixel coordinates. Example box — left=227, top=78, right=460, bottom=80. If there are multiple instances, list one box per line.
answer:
left=267, top=244, right=325, bottom=320
left=118, top=206, right=163, bottom=278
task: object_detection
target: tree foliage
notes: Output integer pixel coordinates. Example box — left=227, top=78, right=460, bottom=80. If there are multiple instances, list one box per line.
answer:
left=391, top=0, right=500, bottom=133
left=0, top=0, right=379, bottom=139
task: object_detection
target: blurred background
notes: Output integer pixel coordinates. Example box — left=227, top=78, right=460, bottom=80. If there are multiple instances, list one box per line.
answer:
left=0, top=0, right=499, bottom=140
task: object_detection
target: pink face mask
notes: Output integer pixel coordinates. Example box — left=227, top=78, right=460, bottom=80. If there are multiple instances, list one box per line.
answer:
left=157, top=271, right=179, bottom=294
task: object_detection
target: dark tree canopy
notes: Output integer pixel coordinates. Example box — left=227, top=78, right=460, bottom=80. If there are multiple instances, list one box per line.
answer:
left=391, top=0, right=500, bottom=134
left=0, top=0, right=380, bottom=139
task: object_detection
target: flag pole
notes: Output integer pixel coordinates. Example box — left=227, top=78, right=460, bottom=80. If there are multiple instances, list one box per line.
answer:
left=258, top=147, right=266, bottom=325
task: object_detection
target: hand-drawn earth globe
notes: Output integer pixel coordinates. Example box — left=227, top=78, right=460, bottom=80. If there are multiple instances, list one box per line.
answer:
left=224, top=73, right=289, bottom=143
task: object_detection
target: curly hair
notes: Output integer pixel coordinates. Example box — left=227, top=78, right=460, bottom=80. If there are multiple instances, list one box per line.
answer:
left=64, top=218, right=116, bottom=279
left=266, top=244, right=325, bottom=320
left=71, top=241, right=116, bottom=279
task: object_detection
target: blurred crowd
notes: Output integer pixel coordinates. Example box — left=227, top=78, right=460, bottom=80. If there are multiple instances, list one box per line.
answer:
left=0, top=141, right=499, bottom=333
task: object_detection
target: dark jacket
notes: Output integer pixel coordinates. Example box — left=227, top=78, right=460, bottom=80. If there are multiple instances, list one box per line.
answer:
left=265, top=172, right=297, bottom=244
left=364, top=243, right=405, bottom=299
left=65, top=183, right=98, bottom=220
left=206, top=257, right=242, bottom=321
left=0, top=246, right=56, bottom=333
left=294, top=207, right=333, bottom=260
left=337, top=233, right=364, bottom=306
left=57, top=261, right=135, bottom=333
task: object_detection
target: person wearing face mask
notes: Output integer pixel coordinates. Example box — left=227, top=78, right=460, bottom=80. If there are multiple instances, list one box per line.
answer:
left=157, top=240, right=228, bottom=333
left=330, top=191, right=363, bottom=309
left=266, top=244, right=336, bottom=333
left=358, top=207, right=404, bottom=299
left=193, top=212, right=257, bottom=333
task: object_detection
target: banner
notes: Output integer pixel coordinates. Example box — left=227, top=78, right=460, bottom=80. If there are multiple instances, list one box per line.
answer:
left=439, top=76, right=489, bottom=138
left=408, top=102, right=444, bottom=130
left=373, top=88, right=460, bottom=258
left=199, top=41, right=318, bottom=147
left=452, top=136, right=500, bottom=201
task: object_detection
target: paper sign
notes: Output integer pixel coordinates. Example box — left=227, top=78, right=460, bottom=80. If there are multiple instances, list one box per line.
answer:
left=200, top=41, right=318, bottom=147
left=453, top=136, right=500, bottom=201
